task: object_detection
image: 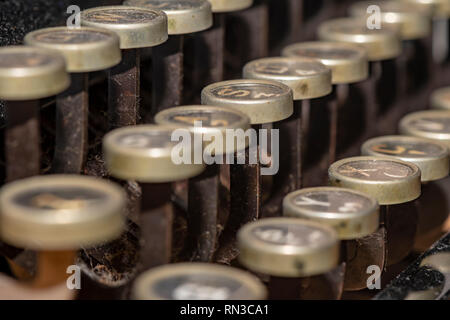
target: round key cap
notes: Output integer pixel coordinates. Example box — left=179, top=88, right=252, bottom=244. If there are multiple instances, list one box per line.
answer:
left=0, top=175, right=126, bottom=250
left=283, top=187, right=379, bottom=240
left=361, top=135, right=449, bottom=182
left=399, top=110, right=450, bottom=147
left=349, top=1, right=431, bottom=40
left=329, top=156, right=421, bottom=205
left=208, top=0, right=253, bottom=12
left=318, top=18, right=401, bottom=61
left=124, top=0, right=213, bottom=35
left=81, top=6, right=168, bottom=49
left=237, top=218, right=340, bottom=278
left=154, top=105, right=251, bottom=155
left=24, top=27, right=121, bottom=73
left=104, top=125, right=206, bottom=182
left=399, top=0, right=450, bottom=18
left=281, top=41, right=369, bottom=84
left=430, top=86, right=450, bottom=110
left=201, top=79, right=294, bottom=124
left=132, top=263, right=267, bottom=300
left=0, top=46, right=70, bottom=100
left=243, top=57, right=332, bottom=100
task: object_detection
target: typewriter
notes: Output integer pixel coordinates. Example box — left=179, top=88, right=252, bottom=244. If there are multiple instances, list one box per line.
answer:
left=0, top=0, right=449, bottom=301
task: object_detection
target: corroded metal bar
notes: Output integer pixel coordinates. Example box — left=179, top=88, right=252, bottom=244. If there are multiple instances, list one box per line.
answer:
left=356, top=61, right=382, bottom=139
left=382, top=203, right=418, bottom=267
left=344, top=227, right=387, bottom=291
left=268, top=265, right=345, bottom=300
left=152, top=36, right=184, bottom=116
left=53, top=73, right=89, bottom=173
left=186, top=164, right=220, bottom=262
left=188, top=14, right=225, bottom=104
left=140, top=183, right=173, bottom=270
left=108, top=48, right=140, bottom=129
left=263, top=102, right=303, bottom=217
left=328, top=84, right=348, bottom=165
left=4, top=100, right=40, bottom=181
left=215, top=146, right=261, bottom=264
left=225, top=1, right=269, bottom=78
left=287, top=0, right=303, bottom=43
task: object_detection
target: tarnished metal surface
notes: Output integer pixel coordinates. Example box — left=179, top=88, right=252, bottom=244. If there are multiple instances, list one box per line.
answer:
left=1, top=0, right=450, bottom=300
left=186, top=164, right=220, bottom=262
left=140, top=183, right=173, bottom=270
left=53, top=74, right=89, bottom=174
left=268, top=263, right=345, bottom=300
left=283, top=187, right=380, bottom=240
left=187, top=14, right=225, bottom=104
left=263, top=105, right=302, bottom=217
left=4, top=101, right=40, bottom=181
left=237, top=218, right=340, bottom=278
left=108, top=49, right=140, bottom=129
left=225, top=1, right=269, bottom=78
left=81, top=6, right=168, bottom=50
left=215, top=147, right=261, bottom=264
left=24, top=27, right=122, bottom=73
left=152, top=36, right=183, bottom=116
left=328, top=84, right=348, bottom=165
left=344, top=227, right=387, bottom=291
left=329, top=156, right=422, bottom=206
left=361, top=135, right=450, bottom=183
left=383, top=202, right=419, bottom=266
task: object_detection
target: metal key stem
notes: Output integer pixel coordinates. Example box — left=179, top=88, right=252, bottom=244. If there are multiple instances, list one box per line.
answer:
left=152, top=36, right=184, bottom=116
left=5, top=101, right=40, bottom=181
left=140, top=182, right=173, bottom=270
left=109, top=49, right=141, bottom=129
left=53, top=73, right=89, bottom=173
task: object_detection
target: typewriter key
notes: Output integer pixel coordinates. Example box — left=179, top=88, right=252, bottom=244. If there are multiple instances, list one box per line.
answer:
left=132, top=262, right=266, bottom=300
left=362, top=135, right=450, bottom=250
left=104, top=125, right=205, bottom=270
left=0, top=175, right=126, bottom=288
left=283, top=187, right=381, bottom=291
left=201, top=79, right=294, bottom=263
left=155, top=106, right=250, bottom=262
left=400, top=0, right=450, bottom=64
left=201, top=79, right=293, bottom=126
left=237, top=218, right=340, bottom=299
left=399, top=0, right=450, bottom=19
left=24, top=27, right=121, bottom=173
left=208, top=0, right=253, bottom=12
left=282, top=41, right=369, bottom=165
left=282, top=42, right=368, bottom=85
left=81, top=6, right=168, bottom=129
left=431, top=86, right=450, bottom=110
left=318, top=18, right=401, bottom=138
left=243, top=56, right=332, bottom=214
left=399, top=110, right=450, bottom=147
left=318, top=18, right=401, bottom=62
left=349, top=1, right=433, bottom=103
left=349, top=1, right=431, bottom=41
left=0, top=46, right=70, bottom=181
left=361, top=136, right=448, bottom=183
left=125, top=0, right=213, bottom=115
left=329, top=156, right=421, bottom=266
